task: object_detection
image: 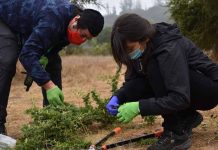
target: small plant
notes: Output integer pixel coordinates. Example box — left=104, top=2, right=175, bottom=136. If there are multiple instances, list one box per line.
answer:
left=82, top=90, right=117, bottom=125
left=15, top=97, right=117, bottom=149
left=16, top=69, right=121, bottom=149
left=201, top=123, right=208, bottom=131
left=110, top=67, right=121, bottom=94
left=144, top=116, right=157, bottom=125
left=137, top=138, right=158, bottom=146
left=16, top=104, right=94, bottom=150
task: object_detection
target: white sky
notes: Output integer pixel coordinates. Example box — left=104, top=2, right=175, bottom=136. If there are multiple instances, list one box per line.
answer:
left=85, top=0, right=158, bottom=15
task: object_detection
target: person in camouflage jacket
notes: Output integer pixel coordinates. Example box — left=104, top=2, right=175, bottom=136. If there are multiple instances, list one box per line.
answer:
left=0, top=0, right=104, bottom=135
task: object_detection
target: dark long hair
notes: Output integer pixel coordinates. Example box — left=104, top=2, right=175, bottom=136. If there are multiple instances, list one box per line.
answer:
left=111, top=13, right=156, bottom=70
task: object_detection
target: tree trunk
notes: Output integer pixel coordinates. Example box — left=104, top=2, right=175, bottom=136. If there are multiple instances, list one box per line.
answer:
left=212, top=43, right=218, bottom=62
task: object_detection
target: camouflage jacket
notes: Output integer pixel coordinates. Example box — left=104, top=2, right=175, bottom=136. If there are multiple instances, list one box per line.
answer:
left=0, top=0, right=77, bottom=85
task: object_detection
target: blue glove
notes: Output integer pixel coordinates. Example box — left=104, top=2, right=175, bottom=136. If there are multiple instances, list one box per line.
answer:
left=106, top=96, right=119, bottom=116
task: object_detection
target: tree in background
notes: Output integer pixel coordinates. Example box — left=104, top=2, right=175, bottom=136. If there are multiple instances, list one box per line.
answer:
left=169, top=0, right=218, bottom=54
left=135, top=0, right=142, bottom=9
left=96, top=27, right=112, bottom=44
left=87, top=27, right=112, bottom=55
left=112, top=6, right=117, bottom=15
left=120, top=0, right=133, bottom=12
left=105, top=3, right=111, bottom=15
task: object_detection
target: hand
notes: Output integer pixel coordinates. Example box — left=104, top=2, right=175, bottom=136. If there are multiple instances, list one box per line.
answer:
left=39, top=56, right=48, bottom=68
left=46, top=86, right=64, bottom=106
left=106, top=96, right=119, bottom=116
left=117, top=102, right=139, bottom=123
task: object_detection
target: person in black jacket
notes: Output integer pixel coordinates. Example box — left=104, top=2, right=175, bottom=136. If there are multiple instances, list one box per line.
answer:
left=106, top=13, right=218, bottom=150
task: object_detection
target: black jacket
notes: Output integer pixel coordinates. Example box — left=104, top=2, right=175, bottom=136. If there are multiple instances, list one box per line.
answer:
left=114, top=23, right=218, bottom=116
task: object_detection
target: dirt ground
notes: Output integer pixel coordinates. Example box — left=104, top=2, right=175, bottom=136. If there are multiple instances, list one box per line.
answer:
left=7, top=56, right=218, bottom=150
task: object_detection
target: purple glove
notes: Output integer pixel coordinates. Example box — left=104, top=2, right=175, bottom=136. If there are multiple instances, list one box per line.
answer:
left=106, top=96, right=119, bottom=116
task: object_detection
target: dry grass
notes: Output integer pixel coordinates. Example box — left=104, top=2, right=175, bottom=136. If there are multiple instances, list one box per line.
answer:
left=7, top=56, right=218, bottom=149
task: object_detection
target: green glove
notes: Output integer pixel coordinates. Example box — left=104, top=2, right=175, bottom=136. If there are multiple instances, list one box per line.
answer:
left=46, top=86, right=64, bottom=106
left=117, top=102, right=140, bottom=123
left=39, top=56, right=48, bottom=68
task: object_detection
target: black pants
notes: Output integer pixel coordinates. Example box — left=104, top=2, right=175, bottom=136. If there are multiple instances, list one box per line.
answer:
left=121, top=69, right=218, bottom=132
left=163, top=69, right=218, bottom=132
left=0, top=21, right=19, bottom=123
left=0, top=20, right=62, bottom=123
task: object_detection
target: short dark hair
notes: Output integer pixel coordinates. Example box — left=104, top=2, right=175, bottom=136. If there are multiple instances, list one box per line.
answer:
left=77, top=9, right=104, bottom=37
left=111, top=13, right=156, bottom=69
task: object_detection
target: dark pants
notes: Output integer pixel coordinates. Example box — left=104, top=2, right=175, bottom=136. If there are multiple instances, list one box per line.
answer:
left=0, top=21, right=19, bottom=123
left=122, top=68, right=218, bottom=132
left=0, top=20, right=62, bottom=124
left=162, top=69, right=218, bottom=132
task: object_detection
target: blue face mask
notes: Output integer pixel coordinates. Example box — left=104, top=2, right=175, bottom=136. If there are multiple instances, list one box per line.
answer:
left=128, top=48, right=143, bottom=60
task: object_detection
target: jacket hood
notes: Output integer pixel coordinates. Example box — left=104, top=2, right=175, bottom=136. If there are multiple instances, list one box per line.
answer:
left=151, top=22, right=183, bottom=55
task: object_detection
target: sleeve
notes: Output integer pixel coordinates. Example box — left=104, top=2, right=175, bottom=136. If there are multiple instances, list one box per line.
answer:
left=139, top=45, right=191, bottom=116
left=114, top=78, right=144, bottom=104
left=113, top=68, right=137, bottom=104
left=46, top=40, right=69, bottom=58
left=114, top=69, right=154, bottom=104
left=19, top=17, right=63, bottom=86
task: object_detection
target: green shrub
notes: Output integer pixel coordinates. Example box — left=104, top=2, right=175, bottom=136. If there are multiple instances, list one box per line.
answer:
left=143, top=116, right=157, bottom=125
left=15, top=69, right=121, bottom=150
